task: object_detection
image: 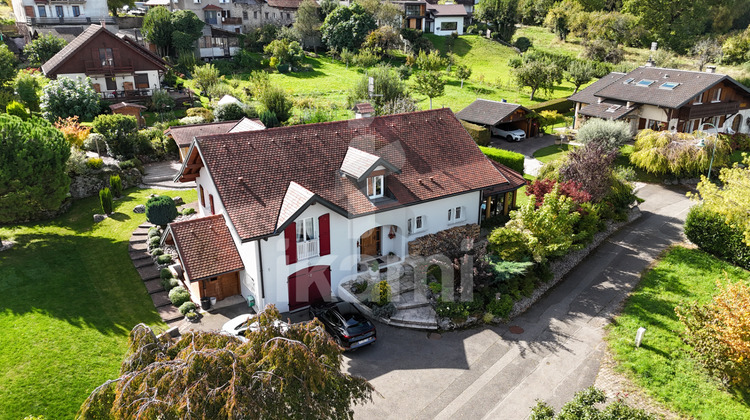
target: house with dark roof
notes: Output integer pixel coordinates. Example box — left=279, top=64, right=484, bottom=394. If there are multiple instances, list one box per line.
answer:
left=41, top=25, right=168, bottom=101
left=570, top=66, right=750, bottom=134
left=456, top=99, right=536, bottom=138
left=396, top=1, right=470, bottom=35
left=167, top=109, right=525, bottom=313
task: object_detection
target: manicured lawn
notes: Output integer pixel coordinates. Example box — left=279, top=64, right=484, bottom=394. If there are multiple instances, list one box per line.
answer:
left=516, top=173, right=536, bottom=207
left=0, top=187, right=195, bottom=419
left=532, top=143, right=577, bottom=164
left=143, top=108, right=187, bottom=127
left=606, top=246, right=750, bottom=419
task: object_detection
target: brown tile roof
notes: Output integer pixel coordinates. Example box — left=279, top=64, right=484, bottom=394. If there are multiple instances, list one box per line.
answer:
left=486, top=161, right=527, bottom=192
left=353, top=103, right=375, bottom=114
left=572, top=67, right=750, bottom=109
left=166, top=121, right=239, bottom=149
left=568, top=72, right=626, bottom=105
left=455, top=99, right=529, bottom=126
left=203, top=4, right=223, bottom=10
left=187, top=108, right=521, bottom=241
left=267, top=0, right=304, bottom=9
left=166, top=214, right=244, bottom=282
left=427, top=3, right=468, bottom=16
left=229, top=117, right=266, bottom=133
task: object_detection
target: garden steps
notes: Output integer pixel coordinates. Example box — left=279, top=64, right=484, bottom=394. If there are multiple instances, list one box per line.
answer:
left=129, top=236, right=147, bottom=244
left=144, top=279, right=164, bottom=294
left=128, top=241, right=149, bottom=252
left=138, top=223, right=154, bottom=229
left=157, top=305, right=184, bottom=324
left=393, top=289, right=430, bottom=311
left=140, top=180, right=196, bottom=190
left=137, top=265, right=161, bottom=282
left=150, top=291, right=172, bottom=308
left=389, top=306, right=438, bottom=330
left=131, top=255, right=153, bottom=268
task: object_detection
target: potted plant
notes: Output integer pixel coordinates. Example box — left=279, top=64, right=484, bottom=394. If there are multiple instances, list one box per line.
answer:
left=368, top=260, right=379, bottom=280
left=185, top=310, right=200, bottom=323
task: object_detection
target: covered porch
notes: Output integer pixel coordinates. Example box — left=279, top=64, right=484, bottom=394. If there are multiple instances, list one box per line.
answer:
left=356, top=225, right=405, bottom=273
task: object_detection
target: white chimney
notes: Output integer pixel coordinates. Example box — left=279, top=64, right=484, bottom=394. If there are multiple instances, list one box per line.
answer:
left=706, top=65, right=717, bottom=74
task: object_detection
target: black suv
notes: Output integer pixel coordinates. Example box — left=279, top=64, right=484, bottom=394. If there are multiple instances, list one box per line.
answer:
left=309, top=299, right=377, bottom=350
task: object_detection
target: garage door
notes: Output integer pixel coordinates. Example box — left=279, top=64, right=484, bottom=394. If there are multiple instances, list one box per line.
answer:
left=288, top=266, right=331, bottom=311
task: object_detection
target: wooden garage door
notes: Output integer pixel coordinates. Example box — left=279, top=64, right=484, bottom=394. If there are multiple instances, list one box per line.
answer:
left=202, top=272, right=240, bottom=301
left=288, top=266, right=331, bottom=311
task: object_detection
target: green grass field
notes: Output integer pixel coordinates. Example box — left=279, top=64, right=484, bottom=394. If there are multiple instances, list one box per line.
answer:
left=606, top=246, right=750, bottom=419
left=0, top=188, right=195, bottom=419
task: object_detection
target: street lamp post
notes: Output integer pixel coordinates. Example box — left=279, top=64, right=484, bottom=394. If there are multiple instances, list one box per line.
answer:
left=697, top=122, right=719, bottom=181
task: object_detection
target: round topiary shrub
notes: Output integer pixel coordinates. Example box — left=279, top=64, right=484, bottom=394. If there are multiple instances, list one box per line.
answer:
left=151, top=247, right=163, bottom=256
left=149, top=236, right=161, bottom=247
left=161, top=277, right=179, bottom=291
left=160, top=267, right=173, bottom=280
left=145, top=195, right=178, bottom=227
left=168, top=286, right=191, bottom=307
left=148, top=227, right=161, bottom=238
left=157, top=254, right=172, bottom=265
left=179, top=301, right=197, bottom=315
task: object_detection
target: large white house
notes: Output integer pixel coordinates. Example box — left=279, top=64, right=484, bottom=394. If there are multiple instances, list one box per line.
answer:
left=11, top=0, right=113, bottom=42
left=164, top=108, right=525, bottom=313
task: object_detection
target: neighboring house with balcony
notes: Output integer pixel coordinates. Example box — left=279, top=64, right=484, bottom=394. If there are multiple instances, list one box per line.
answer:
left=570, top=66, right=750, bottom=134
left=396, top=1, right=469, bottom=35
left=165, top=108, right=525, bottom=313
left=41, top=24, right=167, bottom=101
left=11, top=0, right=114, bottom=41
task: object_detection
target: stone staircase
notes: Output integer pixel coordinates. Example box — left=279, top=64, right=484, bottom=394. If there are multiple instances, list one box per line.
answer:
left=129, top=223, right=183, bottom=324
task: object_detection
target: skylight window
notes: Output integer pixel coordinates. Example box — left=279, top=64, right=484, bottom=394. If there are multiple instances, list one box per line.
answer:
left=605, top=105, right=622, bottom=113
left=659, top=82, right=680, bottom=90
left=636, top=79, right=655, bottom=87
left=622, top=78, right=635, bottom=84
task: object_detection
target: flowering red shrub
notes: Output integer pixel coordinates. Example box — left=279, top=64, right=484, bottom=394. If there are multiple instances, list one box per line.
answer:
left=526, top=178, right=592, bottom=207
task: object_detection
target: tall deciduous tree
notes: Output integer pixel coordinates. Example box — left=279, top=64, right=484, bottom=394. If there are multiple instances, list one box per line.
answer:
left=294, top=0, right=323, bottom=51
left=0, top=115, right=71, bottom=223
left=475, top=0, right=519, bottom=42
left=24, top=34, right=67, bottom=66
left=349, top=65, right=409, bottom=113
left=77, top=306, right=373, bottom=419
left=565, top=60, right=594, bottom=93
left=13, top=69, right=47, bottom=112
left=321, top=3, right=377, bottom=52
left=413, top=70, right=445, bottom=109
left=512, top=58, right=562, bottom=101
left=171, top=10, right=204, bottom=54
left=191, top=63, right=220, bottom=94
left=0, top=44, right=18, bottom=88
left=623, top=0, right=708, bottom=53
left=691, top=38, right=723, bottom=72
left=455, top=64, right=472, bottom=88
left=142, top=6, right=174, bottom=57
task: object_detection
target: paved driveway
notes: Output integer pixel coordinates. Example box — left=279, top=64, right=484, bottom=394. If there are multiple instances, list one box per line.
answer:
left=349, top=184, right=693, bottom=419
left=490, top=135, right=558, bottom=176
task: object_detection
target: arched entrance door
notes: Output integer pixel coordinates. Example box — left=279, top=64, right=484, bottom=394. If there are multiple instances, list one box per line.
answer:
left=360, top=227, right=381, bottom=258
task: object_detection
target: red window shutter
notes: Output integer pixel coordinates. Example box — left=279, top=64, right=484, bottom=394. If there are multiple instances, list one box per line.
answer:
left=285, top=222, right=297, bottom=264
left=200, top=185, right=205, bottom=207
left=209, top=194, right=215, bottom=215
left=318, top=214, right=330, bottom=256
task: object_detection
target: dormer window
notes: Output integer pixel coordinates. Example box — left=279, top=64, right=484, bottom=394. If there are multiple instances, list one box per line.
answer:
left=367, top=175, right=384, bottom=199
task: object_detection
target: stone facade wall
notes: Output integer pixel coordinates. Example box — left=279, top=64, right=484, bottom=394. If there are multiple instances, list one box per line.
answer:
left=69, top=168, right=143, bottom=199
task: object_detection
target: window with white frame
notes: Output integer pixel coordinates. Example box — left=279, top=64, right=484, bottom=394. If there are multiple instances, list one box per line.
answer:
left=712, top=88, right=722, bottom=102
left=407, top=215, right=426, bottom=235
left=296, top=217, right=318, bottom=259
left=448, top=206, right=464, bottom=223
left=694, top=92, right=704, bottom=104
left=367, top=175, right=384, bottom=199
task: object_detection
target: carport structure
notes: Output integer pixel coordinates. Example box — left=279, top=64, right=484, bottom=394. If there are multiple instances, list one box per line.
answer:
left=456, top=99, right=536, bottom=138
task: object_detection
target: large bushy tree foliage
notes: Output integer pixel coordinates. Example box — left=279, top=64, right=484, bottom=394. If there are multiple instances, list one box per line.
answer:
left=413, top=70, right=445, bottom=109
left=40, top=77, right=100, bottom=122
left=689, top=155, right=750, bottom=247
left=559, top=142, right=617, bottom=202
left=512, top=57, right=562, bottom=101
left=107, top=0, right=135, bottom=16
left=676, top=278, right=750, bottom=387
left=566, top=60, right=595, bottom=94
left=258, top=85, right=293, bottom=123
left=321, top=3, right=377, bottom=52
left=78, top=306, right=373, bottom=419
left=142, top=6, right=174, bottom=57
left=264, top=39, right=304, bottom=70
left=576, top=118, right=632, bottom=150
left=171, top=10, right=204, bottom=54
left=24, top=34, right=67, bottom=66
left=630, top=129, right=731, bottom=177
left=93, top=114, right=140, bottom=158
left=475, top=0, right=519, bottom=42
left=349, top=65, right=409, bottom=114
left=145, top=195, right=178, bottom=226
left=192, top=63, right=220, bottom=94
left=0, top=44, right=18, bottom=88
left=13, top=69, right=47, bottom=113
left=0, top=115, right=71, bottom=223
left=622, top=0, right=708, bottom=53
left=294, top=0, right=323, bottom=50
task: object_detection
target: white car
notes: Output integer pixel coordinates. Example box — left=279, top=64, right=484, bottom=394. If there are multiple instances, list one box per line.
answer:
left=491, top=127, right=526, bottom=142
left=221, top=314, right=289, bottom=341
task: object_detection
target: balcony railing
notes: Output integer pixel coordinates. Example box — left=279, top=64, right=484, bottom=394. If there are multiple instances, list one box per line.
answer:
left=297, top=239, right=319, bottom=261
left=27, top=16, right=115, bottom=25
left=84, top=60, right=134, bottom=75
left=221, top=17, right=242, bottom=25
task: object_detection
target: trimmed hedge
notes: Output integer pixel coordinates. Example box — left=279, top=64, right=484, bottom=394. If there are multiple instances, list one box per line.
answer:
left=460, top=120, right=491, bottom=146
left=479, top=146, right=524, bottom=175
left=145, top=195, right=178, bottom=226
left=168, top=286, right=191, bottom=307
left=179, top=301, right=197, bottom=315
left=528, top=98, right=574, bottom=114
left=685, top=205, right=750, bottom=270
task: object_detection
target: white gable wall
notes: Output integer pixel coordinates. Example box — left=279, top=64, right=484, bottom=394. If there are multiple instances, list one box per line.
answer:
left=432, top=16, right=464, bottom=36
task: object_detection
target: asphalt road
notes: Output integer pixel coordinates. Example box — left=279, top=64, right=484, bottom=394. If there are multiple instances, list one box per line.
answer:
left=347, top=183, right=694, bottom=420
